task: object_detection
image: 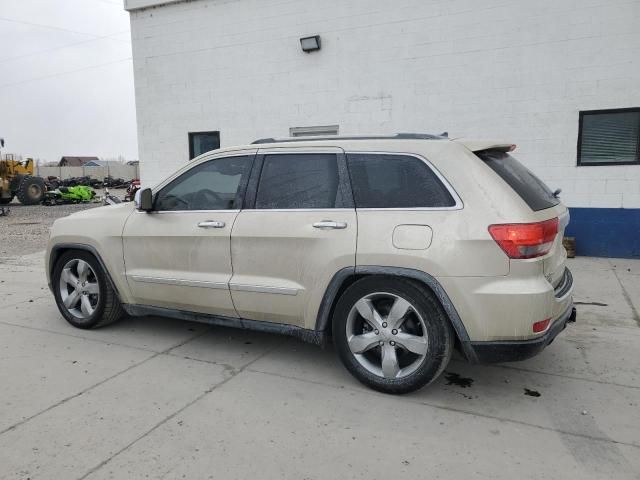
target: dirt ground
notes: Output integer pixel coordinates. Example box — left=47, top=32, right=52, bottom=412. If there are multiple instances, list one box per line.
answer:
left=0, top=200, right=103, bottom=257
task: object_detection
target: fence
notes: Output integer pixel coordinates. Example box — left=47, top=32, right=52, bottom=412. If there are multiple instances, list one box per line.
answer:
left=36, top=164, right=139, bottom=181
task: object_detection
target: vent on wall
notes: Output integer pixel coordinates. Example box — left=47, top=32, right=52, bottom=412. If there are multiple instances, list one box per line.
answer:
left=289, top=125, right=339, bottom=137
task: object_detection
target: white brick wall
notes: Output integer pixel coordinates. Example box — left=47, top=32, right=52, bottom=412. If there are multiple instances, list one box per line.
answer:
left=128, top=0, right=640, bottom=208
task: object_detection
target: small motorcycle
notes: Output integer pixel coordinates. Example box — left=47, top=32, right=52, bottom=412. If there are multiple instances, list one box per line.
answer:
left=43, top=185, right=96, bottom=205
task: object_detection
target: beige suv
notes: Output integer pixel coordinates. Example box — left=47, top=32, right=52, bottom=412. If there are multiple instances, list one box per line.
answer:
left=46, top=134, right=575, bottom=394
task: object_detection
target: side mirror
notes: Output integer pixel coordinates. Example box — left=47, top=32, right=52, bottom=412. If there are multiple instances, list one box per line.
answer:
left=135, top=188, right=153, bottom=212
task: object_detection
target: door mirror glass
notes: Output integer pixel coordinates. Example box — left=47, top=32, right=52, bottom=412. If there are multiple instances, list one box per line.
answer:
left=136, top=188, right=153, bottom=211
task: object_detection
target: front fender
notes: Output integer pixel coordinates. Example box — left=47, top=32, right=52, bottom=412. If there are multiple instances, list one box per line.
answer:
left=46, top=204, right=135, bottom=303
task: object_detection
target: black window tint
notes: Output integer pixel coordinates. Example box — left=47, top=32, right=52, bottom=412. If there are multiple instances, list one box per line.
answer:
left=256, top=154, right=339, bottom=209
left=155, top=156, right=251, bottom=211
left=347, top=154, right=455, bottom=208
left=478, top=150, right=559, bottom=212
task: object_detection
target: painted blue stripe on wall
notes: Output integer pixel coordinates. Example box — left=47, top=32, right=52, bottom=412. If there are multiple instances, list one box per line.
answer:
left=565, top=208, right=640, bottom=259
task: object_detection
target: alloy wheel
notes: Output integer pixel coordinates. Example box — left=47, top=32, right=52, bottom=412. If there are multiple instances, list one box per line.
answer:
left=59, top=259, right=100, bottom=320
left=345, top=292, right=428, bottom=380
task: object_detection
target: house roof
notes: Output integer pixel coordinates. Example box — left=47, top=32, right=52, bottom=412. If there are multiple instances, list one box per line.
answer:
left=58, top=156, right=100, bottom=166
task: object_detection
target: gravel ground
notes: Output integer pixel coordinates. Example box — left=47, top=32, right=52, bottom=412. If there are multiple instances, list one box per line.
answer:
left=0, top=194, right=119, bottom=257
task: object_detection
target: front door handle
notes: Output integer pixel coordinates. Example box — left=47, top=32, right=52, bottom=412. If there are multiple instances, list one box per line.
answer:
left=313, top=220, right=347, bottom=230
left=198, top=220, right=225, bottom=229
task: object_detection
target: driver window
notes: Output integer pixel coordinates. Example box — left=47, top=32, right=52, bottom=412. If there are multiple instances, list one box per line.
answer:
left=155, top=155, right=251, bottom=211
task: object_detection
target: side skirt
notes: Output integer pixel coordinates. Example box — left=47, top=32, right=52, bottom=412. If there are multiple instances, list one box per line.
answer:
left=122, top=304, right=327, bottom=346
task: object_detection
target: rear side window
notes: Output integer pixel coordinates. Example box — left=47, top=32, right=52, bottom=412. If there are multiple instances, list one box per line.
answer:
left=478, top=150, right=559, bottom=211
left=347, top=153, right=455, bottom=208
left=256, top=153, right=340, bottom=209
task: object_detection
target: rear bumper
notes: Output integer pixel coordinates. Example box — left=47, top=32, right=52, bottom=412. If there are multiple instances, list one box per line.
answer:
left=469, top=303, right=576, bottom=363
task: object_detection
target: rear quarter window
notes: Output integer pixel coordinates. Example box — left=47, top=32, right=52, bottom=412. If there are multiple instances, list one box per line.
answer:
left=346, top=153, right=456, bottom=208
left=477, top=150, right=559, bottom=212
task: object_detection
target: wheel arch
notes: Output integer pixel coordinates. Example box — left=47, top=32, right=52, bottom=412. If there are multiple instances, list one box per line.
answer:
left=315, top=266, right=478, bottom=362
left=49, top=243, right=122, bottom=302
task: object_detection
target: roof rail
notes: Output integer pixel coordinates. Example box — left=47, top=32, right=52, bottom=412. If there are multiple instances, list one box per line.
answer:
left=251, top=132, right=448, bottom=145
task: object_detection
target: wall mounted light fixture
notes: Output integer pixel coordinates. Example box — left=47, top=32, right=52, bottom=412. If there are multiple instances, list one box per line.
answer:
left=300, top=35, right=321, bottom=53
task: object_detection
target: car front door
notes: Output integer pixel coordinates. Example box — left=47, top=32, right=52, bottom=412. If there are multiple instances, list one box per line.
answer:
left=122, top=151, right=255, bottom=317
left=229, top=147, right=357, bottom=328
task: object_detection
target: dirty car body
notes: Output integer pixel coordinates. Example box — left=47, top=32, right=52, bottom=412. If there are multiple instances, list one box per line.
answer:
left=46, top=135, right=575, bottom=394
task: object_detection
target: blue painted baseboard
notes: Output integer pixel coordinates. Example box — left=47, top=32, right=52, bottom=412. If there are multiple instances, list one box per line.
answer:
left=565, top=208, right=640, bottom=259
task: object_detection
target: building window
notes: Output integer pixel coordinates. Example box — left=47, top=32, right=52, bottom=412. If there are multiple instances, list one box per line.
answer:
left=188, top=131, right=220, bottom=159
left=578, top=108, right=640, bottom=166
left=289, top=125, right=339, bottom=137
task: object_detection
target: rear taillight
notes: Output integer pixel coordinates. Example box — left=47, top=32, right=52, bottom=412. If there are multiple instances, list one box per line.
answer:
left=488, top=218, right=559, bottom=259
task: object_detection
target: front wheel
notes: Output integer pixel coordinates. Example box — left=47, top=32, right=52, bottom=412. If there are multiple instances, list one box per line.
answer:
left=333, top=276, right=454, bottom=394
left=52, top=250, right=124, bottom=329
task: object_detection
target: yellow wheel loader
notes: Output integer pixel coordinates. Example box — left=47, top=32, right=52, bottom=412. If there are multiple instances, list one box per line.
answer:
left=0, top=141, right=46, bottom=205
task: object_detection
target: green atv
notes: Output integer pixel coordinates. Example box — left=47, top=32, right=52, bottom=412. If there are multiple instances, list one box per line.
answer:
left=43, top=185, right=96, bottom=205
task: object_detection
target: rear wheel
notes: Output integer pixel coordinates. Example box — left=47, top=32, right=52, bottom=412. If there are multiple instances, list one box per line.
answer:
left=333, top=276, right=454, bottom=394
left=0, top=196, right=13, bottom=205
left=52, top=250, right=124, bottom=329
left=16, top=175, right=45, bottom=205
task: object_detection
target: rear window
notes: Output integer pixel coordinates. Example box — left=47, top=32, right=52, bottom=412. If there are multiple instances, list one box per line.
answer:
left=477, top=150, right=559, bottom=211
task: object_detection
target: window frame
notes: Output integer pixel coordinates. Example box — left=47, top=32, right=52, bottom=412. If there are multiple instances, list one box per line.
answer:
left=244, top=148, right=354, bottom=210
left=151, top=152, right=256, bottom=213
left=188, top=131, right=221, bottom=160
left=577, top=107, right=640, bottom=167
left=344, top=151, right=463, bottom=211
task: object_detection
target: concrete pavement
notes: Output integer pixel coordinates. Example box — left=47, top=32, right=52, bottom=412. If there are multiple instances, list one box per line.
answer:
left=0, top=252, right=639, bottom=479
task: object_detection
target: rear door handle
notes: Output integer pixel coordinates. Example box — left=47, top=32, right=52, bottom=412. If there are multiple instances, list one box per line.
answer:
left=198, top=220, right=225, bottom=229
left=313, top=220, right=347, bottom=230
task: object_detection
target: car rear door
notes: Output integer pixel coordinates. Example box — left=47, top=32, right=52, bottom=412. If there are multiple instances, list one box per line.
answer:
left=122, top=151, right=255, bottom=316
left=229, top=147, right=356, bottom=328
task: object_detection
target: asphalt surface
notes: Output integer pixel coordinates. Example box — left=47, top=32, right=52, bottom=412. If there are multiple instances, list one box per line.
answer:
left=0, top=209, right=638, bottom=479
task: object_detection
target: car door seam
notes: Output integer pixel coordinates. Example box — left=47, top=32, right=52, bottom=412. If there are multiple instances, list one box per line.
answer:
left=228, top=209, right=243, bottom=316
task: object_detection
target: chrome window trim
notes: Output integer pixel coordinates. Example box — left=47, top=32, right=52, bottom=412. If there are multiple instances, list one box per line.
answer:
left=129, top=275, right=228, bottom=290
left=256, top=146, right=344, bottom=155
left=138, top=208, right=357, bottom=214
left=345, top=150, right=464, bottom=211
left=229, top=284, right=299, bottom=296
left=136, top=209, right=241, bottom=215
left=238, top=208, right=354, bottom=213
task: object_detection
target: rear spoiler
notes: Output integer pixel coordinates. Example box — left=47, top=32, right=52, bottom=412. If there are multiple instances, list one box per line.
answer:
left=453, top=139, right=516, bottom=153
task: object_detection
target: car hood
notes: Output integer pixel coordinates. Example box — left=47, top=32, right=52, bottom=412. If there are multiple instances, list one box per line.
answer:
left=66, top=202, right=136, bottom=219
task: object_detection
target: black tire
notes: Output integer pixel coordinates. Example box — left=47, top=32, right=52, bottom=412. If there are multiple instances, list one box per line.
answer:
left=0, top=196, right=13, bottom=205
left=16, top=175, right=46, bottom=205
left=52, top=250, right=124, bottom=329
left=332, top=276, right=454, bottom=394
